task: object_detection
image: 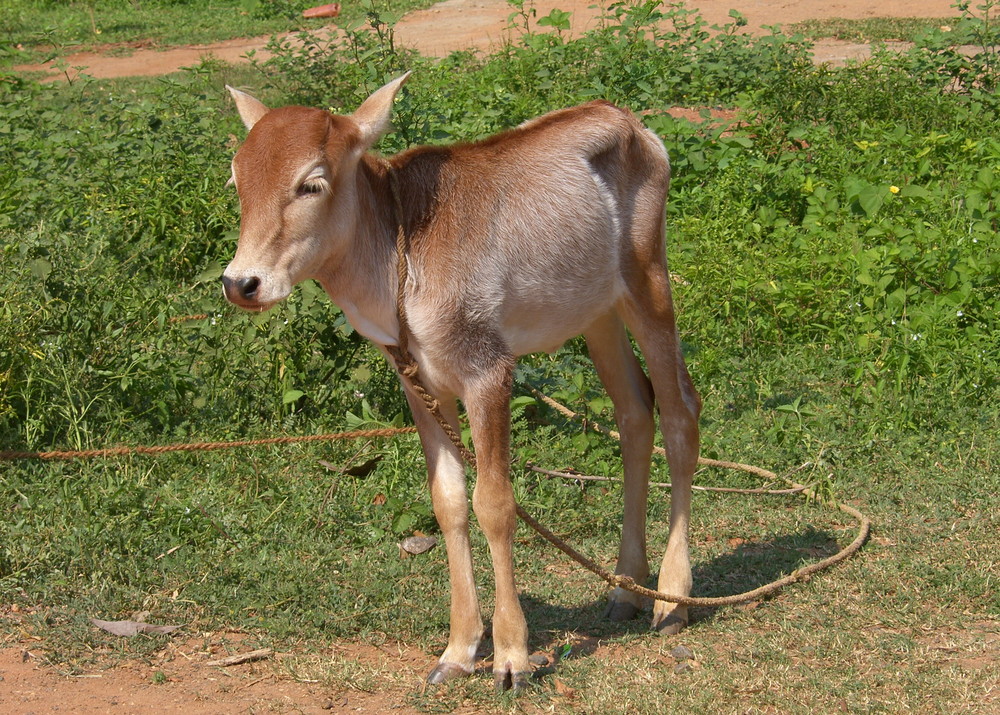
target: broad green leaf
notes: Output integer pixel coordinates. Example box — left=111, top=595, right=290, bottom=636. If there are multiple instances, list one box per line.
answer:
left=282, top=389, right=305, bottom=404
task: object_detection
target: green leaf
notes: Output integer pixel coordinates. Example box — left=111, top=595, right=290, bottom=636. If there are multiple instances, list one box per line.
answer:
left=282, top=389, right=305, bottom=404
left=537, top=8, right=571, bottom=30
left=858, top=186, right=885, bottom=218
left=197, top=263, right=223, bottom=283
left=29, top=258, right=52, bottom=280
left=899, top=184, right=931, bottom=199
left=588, top=396, right=612, bottom=413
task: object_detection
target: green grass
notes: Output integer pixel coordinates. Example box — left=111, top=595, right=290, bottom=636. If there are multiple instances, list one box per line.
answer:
left=4, top=390, right=995, bottom=712
left=1, top=1, right=998, bottom=712
left=0, top=0, right=436, bottom=69
left=790, top=16, right=960, bottom=43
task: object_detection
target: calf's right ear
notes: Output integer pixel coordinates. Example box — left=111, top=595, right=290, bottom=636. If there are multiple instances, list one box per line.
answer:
left=226, top=85, right=270, bottom=131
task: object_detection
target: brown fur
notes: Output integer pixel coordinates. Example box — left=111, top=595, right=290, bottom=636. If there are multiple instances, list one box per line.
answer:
left=222, top=76, right=701, bottom=690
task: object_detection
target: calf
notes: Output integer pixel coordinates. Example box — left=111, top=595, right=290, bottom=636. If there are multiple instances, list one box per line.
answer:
left=221, top=74, right=701, bottom=691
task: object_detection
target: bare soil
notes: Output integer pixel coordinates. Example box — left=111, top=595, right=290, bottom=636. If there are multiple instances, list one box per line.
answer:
left=0, top=626, right=433, bottom=714
left=2, top=1, right=966, bottom=713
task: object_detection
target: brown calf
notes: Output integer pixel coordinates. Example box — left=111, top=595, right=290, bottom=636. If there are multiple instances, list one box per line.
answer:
left=221, top=74, right=701, bottom=691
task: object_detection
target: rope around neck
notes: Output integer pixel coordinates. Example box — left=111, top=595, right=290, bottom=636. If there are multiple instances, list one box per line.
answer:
left=383, top=165, right=871, bottom=608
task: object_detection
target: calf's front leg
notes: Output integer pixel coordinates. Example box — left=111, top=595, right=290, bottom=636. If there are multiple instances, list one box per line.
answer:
left=464, top=360, right=530, bottom=691
left=396, top=374, right=484, bottom=683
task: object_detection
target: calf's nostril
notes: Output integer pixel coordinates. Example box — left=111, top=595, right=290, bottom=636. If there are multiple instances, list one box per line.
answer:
left=237, top=276, right=261, bottom=300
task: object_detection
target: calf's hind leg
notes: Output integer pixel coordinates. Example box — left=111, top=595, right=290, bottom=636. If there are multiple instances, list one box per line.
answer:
left=585, top=312, right=656, bottom=622
left=621, top=269, right=701, bottom=634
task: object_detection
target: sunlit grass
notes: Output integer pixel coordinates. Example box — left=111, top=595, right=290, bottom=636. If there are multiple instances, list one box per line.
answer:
left=0, top=0, right=437, bottom=68
left=791, top=16, right=960, bottom=42
left=1, top=1, right=998, bottom=712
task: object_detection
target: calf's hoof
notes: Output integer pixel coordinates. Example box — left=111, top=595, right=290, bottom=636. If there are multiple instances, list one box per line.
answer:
left=651, top=610, right=688, bottom=636
left=604, top=585, right=649, bottom=622
left=427, top=662, right=472, bottom=684
left=603, top=599, right=641, bottom=622
left=494, top=663, right=530, bottom=692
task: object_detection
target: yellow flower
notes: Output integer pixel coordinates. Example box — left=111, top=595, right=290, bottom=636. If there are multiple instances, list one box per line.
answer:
left=889, top=185, right=900, bottom=194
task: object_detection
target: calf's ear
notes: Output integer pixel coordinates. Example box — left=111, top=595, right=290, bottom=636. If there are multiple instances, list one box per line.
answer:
left=351, top=72, right=412, bottom=149
left=226, top=85, right=270, bottom=131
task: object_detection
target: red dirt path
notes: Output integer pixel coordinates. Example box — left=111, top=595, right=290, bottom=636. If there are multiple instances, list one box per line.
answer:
left=13, top=0, right=958, bottom=80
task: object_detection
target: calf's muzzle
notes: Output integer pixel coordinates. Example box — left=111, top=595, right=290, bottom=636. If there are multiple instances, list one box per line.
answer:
left=222, top=274, right=262, bottom=305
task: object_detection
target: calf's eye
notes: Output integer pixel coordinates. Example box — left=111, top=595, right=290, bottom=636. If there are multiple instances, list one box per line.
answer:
left=297, top=180, right=324, bottom=197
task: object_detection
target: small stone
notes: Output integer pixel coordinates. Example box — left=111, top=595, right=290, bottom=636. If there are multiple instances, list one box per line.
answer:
left=670, top=645, right=694, bottom=661
left=673, top=661, right=694, bottom=675
left=528, top=653, right=549, bottom=666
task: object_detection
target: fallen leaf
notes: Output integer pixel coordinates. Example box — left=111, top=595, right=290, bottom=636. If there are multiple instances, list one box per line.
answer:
left=399, top=535, right=438, bottom=555
left=90, top=619, right=182, bottom=637
left=303, top=3, right=341, bottom=19
left=553, top=678, right=576, bottom=698
left=346, top=456, right=382, bottom=477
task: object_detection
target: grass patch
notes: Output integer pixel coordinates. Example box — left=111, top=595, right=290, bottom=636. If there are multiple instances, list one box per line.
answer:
left=791, top=16, right=960, bottom=43
left=0, top=0, right=436, bottom=68
left=1, top=1, right=998, bottom=711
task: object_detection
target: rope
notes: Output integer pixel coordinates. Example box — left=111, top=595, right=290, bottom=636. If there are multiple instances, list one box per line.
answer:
left=516, top=405, right=871, bottom=607
left=0, top=427, right=416, bottom=462
left=527, top=463, right=808, bottom=495
left=382, top=165, right=871, bottom=608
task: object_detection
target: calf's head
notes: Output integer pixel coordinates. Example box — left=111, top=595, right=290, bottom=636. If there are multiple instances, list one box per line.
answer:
left=222, top=73, right=410, bottom=311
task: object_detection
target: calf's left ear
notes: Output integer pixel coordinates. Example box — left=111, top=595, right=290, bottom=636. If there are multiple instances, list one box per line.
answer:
left=351, top=72, right=412, bottom=149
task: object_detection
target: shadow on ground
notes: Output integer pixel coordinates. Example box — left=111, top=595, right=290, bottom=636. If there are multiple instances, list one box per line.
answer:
left=512, top=526, right=842, bottom=669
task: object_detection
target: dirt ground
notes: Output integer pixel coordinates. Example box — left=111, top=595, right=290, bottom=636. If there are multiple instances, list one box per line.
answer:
left=13, top=0, right=959, bottom=79
left=2, top=1, right=965, bottom=713
left=0, top=626, right=437, bottom=714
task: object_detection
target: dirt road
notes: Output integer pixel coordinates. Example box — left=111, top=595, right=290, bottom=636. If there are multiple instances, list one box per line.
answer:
left=13, top=0, right=958, bottom=80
